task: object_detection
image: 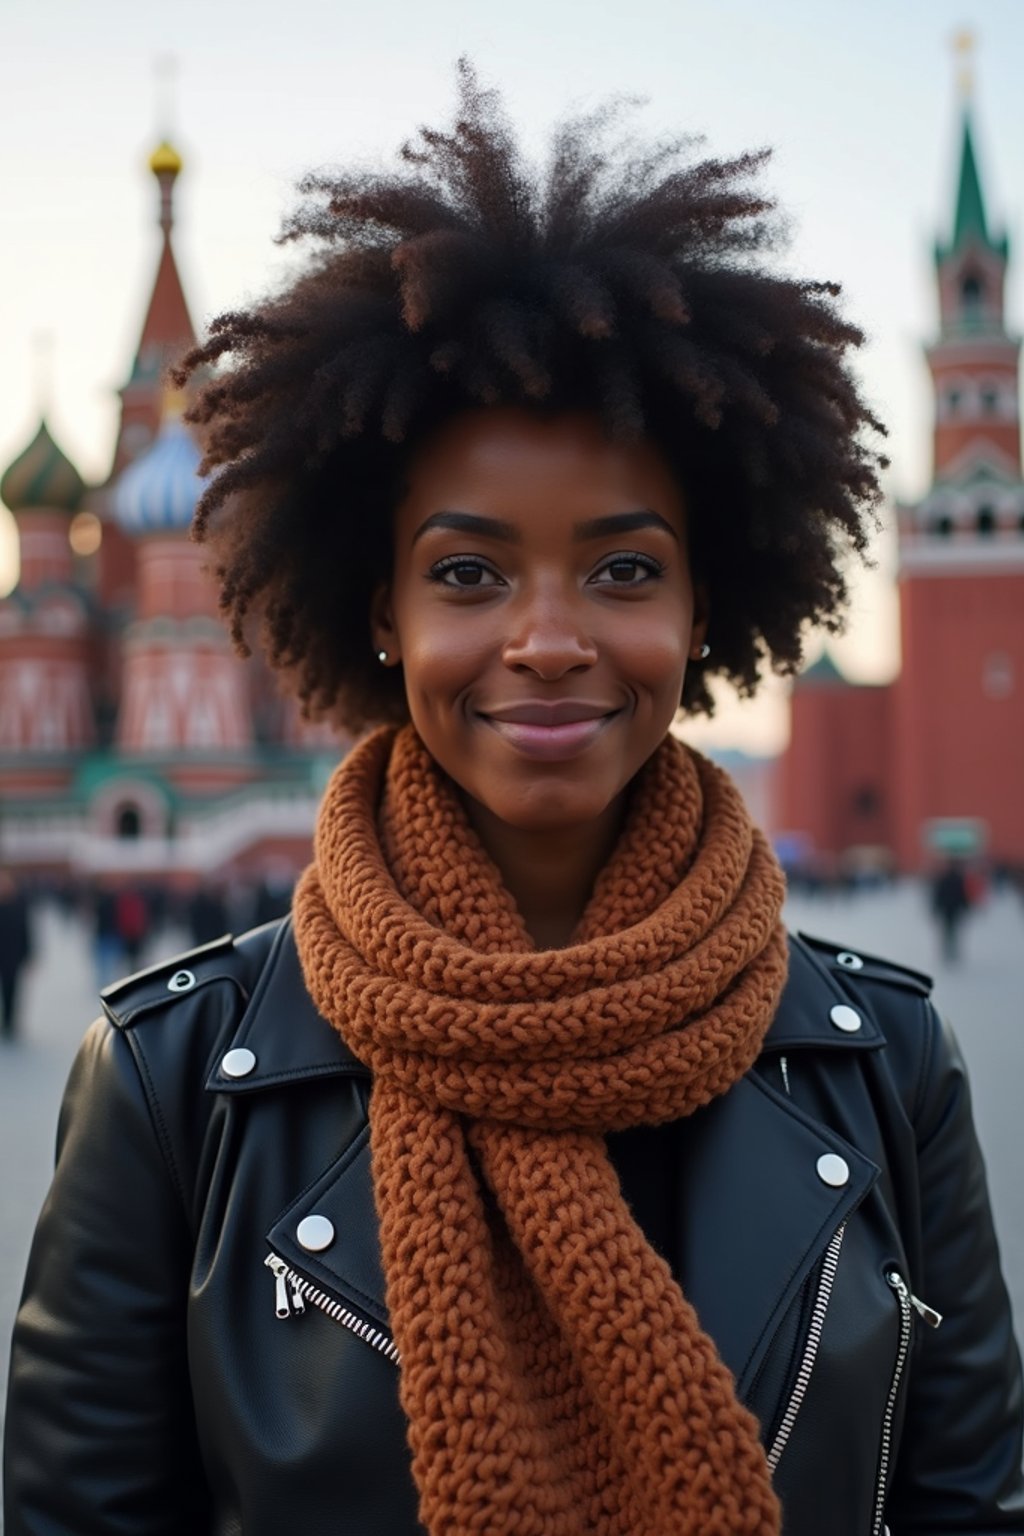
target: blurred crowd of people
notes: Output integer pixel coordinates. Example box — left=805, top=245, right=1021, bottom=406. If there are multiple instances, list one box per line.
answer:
left=777, top=851, right=1024, bottom=967
left=0, top=866, right=296, bottom=1038
left=2, top=854, right=1023, bottom=1042
left=0, top=869, right=32, bottom=1041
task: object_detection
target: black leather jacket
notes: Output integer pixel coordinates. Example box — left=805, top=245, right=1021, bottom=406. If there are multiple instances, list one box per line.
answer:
left=5, top=918, right=1024, bottom=1535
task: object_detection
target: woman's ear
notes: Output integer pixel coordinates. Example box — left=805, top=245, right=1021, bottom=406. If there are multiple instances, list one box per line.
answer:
left=370, top=582, right=401, bottom=666
left=689, top=583, right=711, bottom=657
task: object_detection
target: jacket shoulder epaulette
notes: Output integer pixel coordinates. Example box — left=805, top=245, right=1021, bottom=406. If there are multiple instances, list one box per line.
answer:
left=99, top=933, right=246, bottom=1030
left=796, top=931, right=934, bottom=999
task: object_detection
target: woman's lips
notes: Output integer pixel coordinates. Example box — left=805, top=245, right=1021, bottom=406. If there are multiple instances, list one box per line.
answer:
left=480, top=711, right=619, bottom=761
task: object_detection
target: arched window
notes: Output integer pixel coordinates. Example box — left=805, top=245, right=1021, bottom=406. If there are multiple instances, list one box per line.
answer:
left=945, top=386, right=963, bottom=417
left=980, top=384, right=1000, bottom=415
left=977, top=507, right=996, bottom=536
left=961, top=272, right=984, bottom=311
left=116, top=804, right=142, bottom=839
left=933, top=514, right=954, bottom=538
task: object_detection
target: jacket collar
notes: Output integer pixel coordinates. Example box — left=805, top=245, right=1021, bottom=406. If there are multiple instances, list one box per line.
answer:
left=208, top=920, right=882, bottom=1095
left=763, top=933, right=885, bottom=1052
left=205, top=917, right=363, bottom=1094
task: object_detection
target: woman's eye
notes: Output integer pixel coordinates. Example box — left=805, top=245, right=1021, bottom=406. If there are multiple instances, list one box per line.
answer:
left=427, top=557, right=502, bottom=588
left=593, top=554, right=666, bottom=585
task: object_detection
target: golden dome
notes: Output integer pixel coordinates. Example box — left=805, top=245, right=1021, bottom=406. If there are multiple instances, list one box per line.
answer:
left=149, top=139, right=183, bottom=177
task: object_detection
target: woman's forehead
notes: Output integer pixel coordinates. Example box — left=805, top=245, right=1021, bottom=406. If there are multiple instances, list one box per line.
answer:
left=396, top=406, right=688, bottom=532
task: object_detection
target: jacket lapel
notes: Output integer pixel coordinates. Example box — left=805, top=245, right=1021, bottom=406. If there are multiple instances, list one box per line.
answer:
left=670, top=1070, right=876, bottom=1395
left=267, top=1122, right=391, bottom=1331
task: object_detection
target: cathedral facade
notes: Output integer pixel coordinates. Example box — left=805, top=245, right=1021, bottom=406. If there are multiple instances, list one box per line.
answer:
left=0, top=141, right=343, bottom=889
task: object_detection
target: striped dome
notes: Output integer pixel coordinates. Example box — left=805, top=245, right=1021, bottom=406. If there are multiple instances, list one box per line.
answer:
left=1, top=419, right=86, bottom=514
left=114, top=416, right=206, bottom=535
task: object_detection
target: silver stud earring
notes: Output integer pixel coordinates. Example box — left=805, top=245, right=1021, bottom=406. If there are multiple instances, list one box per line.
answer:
left=693, top=642, right=711, bottom=660
left=377, top=650, right=388, bottom=664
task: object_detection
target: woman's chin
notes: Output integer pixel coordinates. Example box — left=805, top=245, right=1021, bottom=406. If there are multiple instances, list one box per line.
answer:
left=473, top=783, right=621, bottom=838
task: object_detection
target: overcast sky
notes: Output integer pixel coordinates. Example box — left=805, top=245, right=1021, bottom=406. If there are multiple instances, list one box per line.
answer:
left=2, top=0, right=1022, bottom=749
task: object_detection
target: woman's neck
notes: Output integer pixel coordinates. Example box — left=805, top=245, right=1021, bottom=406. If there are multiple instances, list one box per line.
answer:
left=463, top=792, right=627, bottom=949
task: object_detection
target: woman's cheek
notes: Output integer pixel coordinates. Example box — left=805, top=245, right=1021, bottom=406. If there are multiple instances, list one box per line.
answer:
left=616, top=612, right=690, bottom=700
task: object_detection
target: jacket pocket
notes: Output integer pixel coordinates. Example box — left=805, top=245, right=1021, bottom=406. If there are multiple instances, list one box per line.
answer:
left=872, top=1268, right=942, bottom=1536
left=263, top=1248, right=399, bottom=1363
left=765, top=1222, right=847, bottom=1472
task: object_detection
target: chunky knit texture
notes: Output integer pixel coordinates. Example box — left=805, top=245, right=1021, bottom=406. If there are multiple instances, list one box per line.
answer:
left=293, top=725, right=788, bottom=1536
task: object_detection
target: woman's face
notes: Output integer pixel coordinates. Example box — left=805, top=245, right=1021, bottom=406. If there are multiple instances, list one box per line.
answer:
left=372, top=407, right=707, bottom=834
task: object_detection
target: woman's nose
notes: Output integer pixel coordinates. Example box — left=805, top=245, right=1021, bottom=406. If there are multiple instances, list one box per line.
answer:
left=500, top=589, right=598, bottom=678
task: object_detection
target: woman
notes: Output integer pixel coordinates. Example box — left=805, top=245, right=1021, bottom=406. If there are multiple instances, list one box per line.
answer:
left=5, top=67, right=1023, bottom=1536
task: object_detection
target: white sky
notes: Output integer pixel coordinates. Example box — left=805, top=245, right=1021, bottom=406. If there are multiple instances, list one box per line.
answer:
left=2, top=0, right=1023, bottom=751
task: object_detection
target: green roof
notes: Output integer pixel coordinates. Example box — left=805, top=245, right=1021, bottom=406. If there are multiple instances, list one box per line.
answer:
left=954, top=113, right=988, bottom=245
left=796, top=651, right=847, bottom=689
left=940, top=110, right=1008, bottom=261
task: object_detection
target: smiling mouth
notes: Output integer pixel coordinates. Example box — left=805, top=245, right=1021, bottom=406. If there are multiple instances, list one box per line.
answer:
left=478, top=704, right=622, bottom=761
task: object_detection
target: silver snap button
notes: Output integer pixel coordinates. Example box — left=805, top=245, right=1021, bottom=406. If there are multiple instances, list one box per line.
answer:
left=220, top=1047, right=256, bottom=1078
left=836, top=951, right=864, bottom=971
left=830, top=1004, right=862, bottom=1033
left=167, top=969, right=196, bottom=993
left=817, top=1152, right=850, bottom=1188
left=297, top=1214, right=335, bottom=1252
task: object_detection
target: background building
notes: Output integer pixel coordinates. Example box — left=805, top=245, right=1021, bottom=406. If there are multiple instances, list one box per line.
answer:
left=777, top=86, right=1024, bottom=877
left=2, top=79, right=1022, bottom=888
left=0, top=142, right=344, bottom=892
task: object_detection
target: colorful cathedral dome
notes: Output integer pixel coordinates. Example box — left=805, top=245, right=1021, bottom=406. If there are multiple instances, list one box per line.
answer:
left=0, top=419, right=86, bottom=514
left=113, top=411, right=206, bottom=534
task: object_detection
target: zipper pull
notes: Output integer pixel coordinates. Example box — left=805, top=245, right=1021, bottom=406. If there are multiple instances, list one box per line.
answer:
left=886, top=1270, right=942, bottom=1328
left=265, top=1253, right=293, bottom=1319
left=908, top=1292, right=943, bottom=1329
left=289, top=1280, right=306, bottom=1315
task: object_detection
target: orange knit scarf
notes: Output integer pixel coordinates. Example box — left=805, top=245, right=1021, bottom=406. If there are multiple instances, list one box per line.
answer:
left=293, top=724, right=788, bottom=1536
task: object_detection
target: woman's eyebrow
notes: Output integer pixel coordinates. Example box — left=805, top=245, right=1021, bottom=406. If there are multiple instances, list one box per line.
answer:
left=411, top=508, right=679, bottom=546
left=412, top=511, right=521, bottom=545
left=573, top=510, right=679, bottom=543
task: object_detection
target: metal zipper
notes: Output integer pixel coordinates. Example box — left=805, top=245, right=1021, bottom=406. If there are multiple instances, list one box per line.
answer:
left=873, top=1270, right=942, bottom=1533
left=264, top=1251, right=400, bottom=1364
left=873, top=1271, right=914, bottom=1536
left=766, top=1222, right=846, bottom=1472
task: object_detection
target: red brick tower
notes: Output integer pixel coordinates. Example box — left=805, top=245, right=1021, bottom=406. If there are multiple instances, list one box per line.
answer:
left=891, top=84, right=1024, bottom=868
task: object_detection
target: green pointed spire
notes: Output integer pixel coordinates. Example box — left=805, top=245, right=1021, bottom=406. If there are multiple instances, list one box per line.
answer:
left=952, top=112, right=989, bottom=248
left=796, top=650, right=847, bottom=689
left=942, top=109, right=1008, bottom=261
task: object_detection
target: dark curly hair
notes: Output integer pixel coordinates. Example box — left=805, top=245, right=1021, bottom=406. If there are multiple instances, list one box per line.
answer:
left=178, top=62, right=886, bottom=729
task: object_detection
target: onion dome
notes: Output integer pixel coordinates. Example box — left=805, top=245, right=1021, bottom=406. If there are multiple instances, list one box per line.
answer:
left=0, top=418, right=86, bottom=514
left=149, top=138, right=183, bottom=177
left=113, top=413, right=206, bottom=534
